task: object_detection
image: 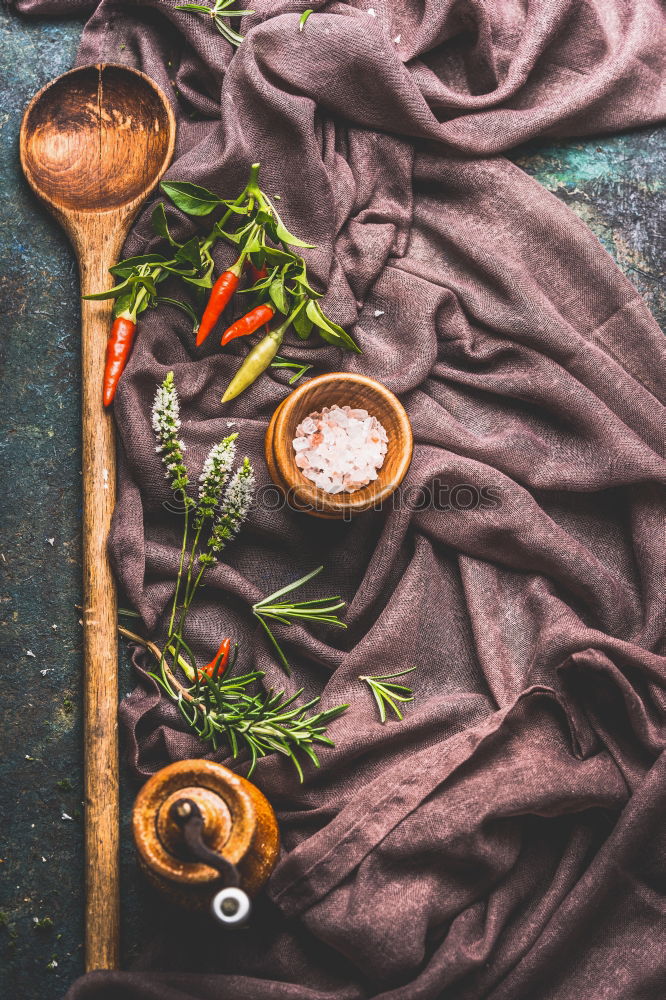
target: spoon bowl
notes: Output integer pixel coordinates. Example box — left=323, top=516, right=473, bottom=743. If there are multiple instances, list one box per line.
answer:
left=20, top=63, right=176, bottom=973
left=21, top=63, right=175, bottom=215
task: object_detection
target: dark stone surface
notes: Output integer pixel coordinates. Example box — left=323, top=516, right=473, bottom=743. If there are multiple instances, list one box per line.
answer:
left=0, top=7, right=663, bottom=998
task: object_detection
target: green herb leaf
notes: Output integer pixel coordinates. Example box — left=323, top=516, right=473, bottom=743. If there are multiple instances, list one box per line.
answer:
left=112, top=292, right=135, bottom=318
left=181, top=258, right=215, bottom=288
left=360, top=667, right=417, bottom=723
left=299, top=8, right=313, bottom=31
left=263, top=195, right=316, bottom=248
left=253, top=567, right=347, bottom=675
left=82, top=277, right=132, bottom=301
left=110, top=253, right=166, bottom=278
left=292, top=303, right=314, bottom=339
left=175, top=237, right=203, bottom=269
left=261, top=244, right=297, bottom=265
left=151, top=202, right=181, bottom=246
left=157, top=296, right=200, bottom=333
left=271, top=356, right=313, bottom=384
left=269, top=278, right=290, bottom=315
left=161, top=180, right=223, bottom=216
left=237, top=266, right=278, bottom=293
left=305, top=300, right=361, bottom=352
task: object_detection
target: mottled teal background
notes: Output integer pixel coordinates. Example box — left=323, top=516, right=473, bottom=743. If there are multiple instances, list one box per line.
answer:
left=0, top=6, right=663, bottom=998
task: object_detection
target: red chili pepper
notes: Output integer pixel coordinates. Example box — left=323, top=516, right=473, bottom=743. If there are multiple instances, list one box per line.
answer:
left=196, top=256, right=244, bottom=346
left=221, top=304, right=276, bottom=346
left=103, top=311, right=136, bottom=407
left=198, top=638, right=231, bottom=680
left=245, top=261, right=268, bottom=283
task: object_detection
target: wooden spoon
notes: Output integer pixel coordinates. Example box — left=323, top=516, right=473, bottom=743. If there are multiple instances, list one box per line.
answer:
left=20, top=64, right=176, bottom=972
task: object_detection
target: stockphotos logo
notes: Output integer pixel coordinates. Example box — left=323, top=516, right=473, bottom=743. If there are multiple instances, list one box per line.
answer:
left=164, top=479, right=501, bottom=519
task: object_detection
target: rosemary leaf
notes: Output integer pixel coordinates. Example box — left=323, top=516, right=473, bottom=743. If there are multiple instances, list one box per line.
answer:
left=360, top=667, right=417, bottom=723
left=252, top=567, right=347, bottom=675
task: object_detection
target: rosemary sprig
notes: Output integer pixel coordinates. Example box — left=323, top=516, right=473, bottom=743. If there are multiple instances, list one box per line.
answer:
left=252, top=566, right=347, bottom=675
left=176, top=0, right=252, bottom=48
left=360, top=667, right=417, bottom=722
left=119, top=625, right=348, bottom=781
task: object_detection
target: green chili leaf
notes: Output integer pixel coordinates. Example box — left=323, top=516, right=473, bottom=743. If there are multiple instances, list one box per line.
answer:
left=299, top=8, right=313, bottom=31
left=220, top=201, right=250, bottom=215
left=110, top=254, right=166, bottom=278
left=305, top=300, right=361, bottom=352
left=269, top=278, right=290, bottom=315
left=175, top=237, right=203, bottom=269
left=151, top=202, right=181, bottom=246
left=271, top=356, right=313, bottom=383
left=161, top=180, right=223, bottom=216
left=292, top=304, right=314, bottom=339
left=292, top=264, right=321, bottom=298
left=182, top=272, right=214, bottom=289
left=83, top=277, right=131, bottom=301
left=138, top=276, right=158, bottom=297
left=262, top=245, right=297, bottom=265
left=274, top=217, right=315, bottom=248
left=112, top=291, right=135, bottom=318
left=263, top=195, right=316, bottom=248
left=237, top=266, right=278, bottom=293
left=85, top=272, right=157, bottom=301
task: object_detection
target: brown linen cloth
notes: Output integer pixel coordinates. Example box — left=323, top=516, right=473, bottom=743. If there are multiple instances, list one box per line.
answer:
left=14, top=0, right=666, bottom=996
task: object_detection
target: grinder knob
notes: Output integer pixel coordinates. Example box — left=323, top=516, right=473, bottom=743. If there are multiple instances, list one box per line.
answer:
left=132, top=759, right=279, bottom=921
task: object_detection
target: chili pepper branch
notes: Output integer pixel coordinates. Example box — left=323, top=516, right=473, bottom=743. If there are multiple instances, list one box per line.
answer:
left=88, top=162, right=359, bottom=406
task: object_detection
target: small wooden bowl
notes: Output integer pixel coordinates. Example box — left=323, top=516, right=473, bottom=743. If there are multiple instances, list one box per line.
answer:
left=265, top=373, right=413, bottom=518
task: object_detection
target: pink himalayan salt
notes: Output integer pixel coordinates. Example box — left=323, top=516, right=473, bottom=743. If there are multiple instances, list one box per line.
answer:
left=293, top=404, right=388, bottom=494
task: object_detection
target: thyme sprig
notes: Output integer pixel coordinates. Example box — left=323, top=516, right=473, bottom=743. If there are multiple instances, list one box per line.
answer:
left=360, top=667, right=417, bottom=722
left=252, top=566, right=347, bottom=675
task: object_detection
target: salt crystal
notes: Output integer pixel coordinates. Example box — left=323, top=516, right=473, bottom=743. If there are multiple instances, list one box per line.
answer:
left=292, top=403, right=388, bottom=495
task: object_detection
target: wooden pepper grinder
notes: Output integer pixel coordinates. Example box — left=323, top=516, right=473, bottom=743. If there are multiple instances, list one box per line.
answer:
left=132, top=760, right=280, bottom=926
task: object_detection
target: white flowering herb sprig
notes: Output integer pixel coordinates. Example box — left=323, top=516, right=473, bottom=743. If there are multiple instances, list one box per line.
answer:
left=151, top=371, right=254, bottom=678
left=152, top=371, right=192, bottom=501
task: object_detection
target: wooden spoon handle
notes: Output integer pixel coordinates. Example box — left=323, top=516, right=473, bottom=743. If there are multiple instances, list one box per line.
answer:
left=79, top=229, right=125, bottom=971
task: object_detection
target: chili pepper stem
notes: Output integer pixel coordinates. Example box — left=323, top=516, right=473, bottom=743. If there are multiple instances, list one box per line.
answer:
left=244, top=162, right=261, bottom=197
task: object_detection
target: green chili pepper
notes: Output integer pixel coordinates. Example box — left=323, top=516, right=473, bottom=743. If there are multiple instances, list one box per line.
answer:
left=221, top=323, right=286, bottom=402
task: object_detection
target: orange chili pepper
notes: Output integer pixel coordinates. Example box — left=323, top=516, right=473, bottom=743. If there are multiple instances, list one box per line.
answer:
left=198, top=638, right=231, bottom=679
left=221, top=304, right=275, bottom=346
left=196, top=256, right=244, bottom=346
left=103, top=311, right=136, bottom=407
